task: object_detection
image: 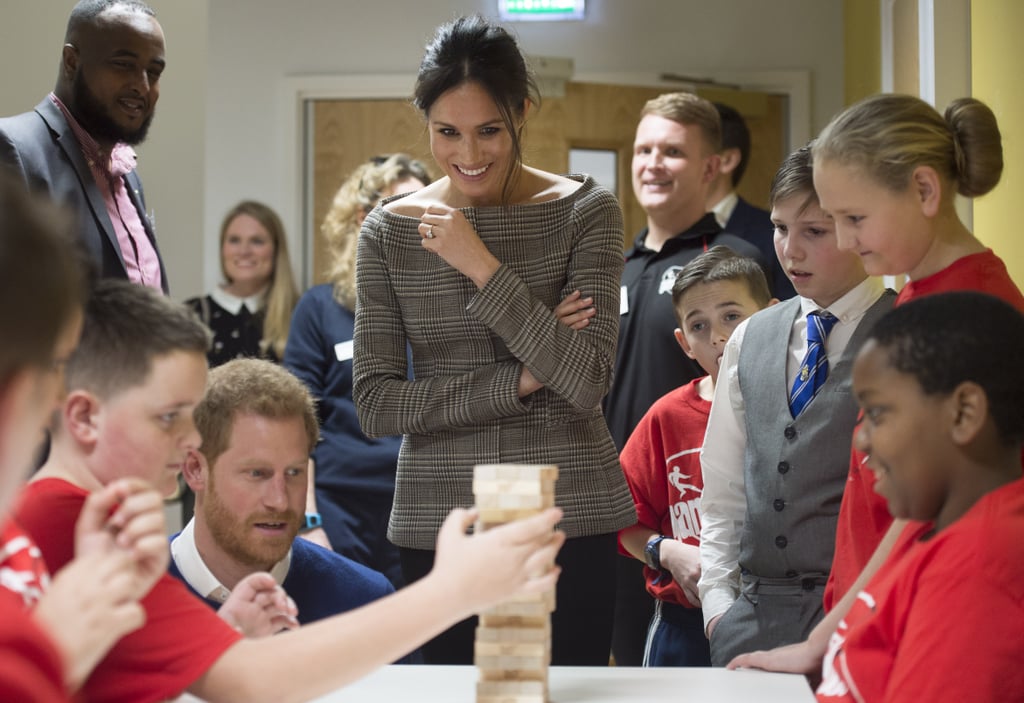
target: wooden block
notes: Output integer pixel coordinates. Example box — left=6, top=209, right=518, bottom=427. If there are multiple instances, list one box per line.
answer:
left=475, top=641, right=550, bottom=658
left=477, top=512, right=545, bottom=527
left=475, top=656, right=549, bottom=673
left=475, top=492, right=550, bottom=510
left=478, top=680, right=546, bottom=692
left=473, top=464, right=558, bottom=483
left=476, top=624, right=551, bottom=643
left=481, top=596, right=553, bottom=619
left=477, top=679, right=547, bottom=696
left=473, top=476, right=555, bottom=491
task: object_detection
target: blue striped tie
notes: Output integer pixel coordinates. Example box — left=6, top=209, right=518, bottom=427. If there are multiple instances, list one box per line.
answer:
left=789, top=311, right=838, bottom=418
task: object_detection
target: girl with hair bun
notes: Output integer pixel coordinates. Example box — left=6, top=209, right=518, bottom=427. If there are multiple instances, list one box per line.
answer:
left=813, top=94, right=1014, bottom=290
left=811, top=93, right=1024, bottom=613
left=730, top=93, right=1024, bottom=685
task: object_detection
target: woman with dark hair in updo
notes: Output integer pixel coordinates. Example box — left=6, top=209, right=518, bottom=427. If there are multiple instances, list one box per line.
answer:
left=353, top=15, right=634, bottom=666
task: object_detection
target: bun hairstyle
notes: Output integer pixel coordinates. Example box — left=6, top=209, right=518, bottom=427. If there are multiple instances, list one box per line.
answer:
left=413, top=15, right=539, bottom=204
left=944, top=98, right=1003, bottom=197
left=813, top=94, right=1003, bottom=199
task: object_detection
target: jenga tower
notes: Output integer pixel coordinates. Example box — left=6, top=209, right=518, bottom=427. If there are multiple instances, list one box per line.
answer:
left=472, top=464, right=558, bottom=703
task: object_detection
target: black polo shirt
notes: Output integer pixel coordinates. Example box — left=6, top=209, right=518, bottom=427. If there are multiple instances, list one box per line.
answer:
left=604, top=213, right=767, bottom=450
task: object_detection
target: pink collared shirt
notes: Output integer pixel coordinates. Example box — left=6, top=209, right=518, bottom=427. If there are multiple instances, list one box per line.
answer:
left=50, top=94, right=163, bottom=292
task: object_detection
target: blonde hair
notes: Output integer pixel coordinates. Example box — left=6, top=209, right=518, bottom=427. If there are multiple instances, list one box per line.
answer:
left=641, top=92, right=722, bottom=154
left=813, top=94, right=1003, bottom=198
left=321, top=154, right=431, bottom=309
left=218, top=201, right=299, bottom=359
left=194, top=358, right=319, bottom=466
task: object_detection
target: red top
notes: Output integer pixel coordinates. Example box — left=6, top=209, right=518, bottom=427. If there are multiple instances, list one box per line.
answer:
left=618, top=378, right=709, bottom=606
left=825, top=250, right=1024, bottom=610
left=14, top=479, right=242, bottom=703
left=0, top=519, right=51, bottom=607
left=0, top=598, right=71, bottom=703
left=817, top=478, right=1024, bottom=703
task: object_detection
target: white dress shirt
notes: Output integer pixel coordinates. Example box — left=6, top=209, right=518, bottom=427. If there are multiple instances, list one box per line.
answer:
left=710, top=191, right=739, bottom=230
left=170, top=518, right=291, bottom=603
left=697, top=276, right=886, bottom=629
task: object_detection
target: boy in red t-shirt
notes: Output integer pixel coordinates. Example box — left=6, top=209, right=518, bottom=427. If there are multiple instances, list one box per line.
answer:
left=16, top=278, right=565, bottom=703
left=0, top=175, right=169, bottom=702
left=816, top=292, right=1024, bottom=703
left=618, top=245, right=774, bottom=666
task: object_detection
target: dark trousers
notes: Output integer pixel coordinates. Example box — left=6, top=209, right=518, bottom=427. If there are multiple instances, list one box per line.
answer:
left=611, top=556, right=656, bottom=665
left=643, top=600, right=711, bottom=667
left=318, top=488, right=404, bottom=590
left=400, top=532, right=618, bottom=666
left=708, top=573, right=826, bottom=667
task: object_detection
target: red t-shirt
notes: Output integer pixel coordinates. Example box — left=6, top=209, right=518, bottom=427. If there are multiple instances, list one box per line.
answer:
left=0, top=519, right=51, bottom=607
left=14, top=478, right=243, bottom=703
left=618, top=378, right=709, bottom=606
left=817, top=478, right=1024, bottom=703
left=825, top=250, right=1024, bottom=609
left=0, top=598, right=71, bottom=703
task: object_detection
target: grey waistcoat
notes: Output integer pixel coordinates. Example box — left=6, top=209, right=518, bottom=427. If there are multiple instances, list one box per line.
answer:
left=736, top=292, right=895, bottom=578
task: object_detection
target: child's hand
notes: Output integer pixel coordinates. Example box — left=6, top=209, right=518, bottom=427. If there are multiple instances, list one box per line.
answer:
left=553, top=290, right=596, bottom=331
left=75, top=478, right=170, bottom=600
left=727, top=639, right=824, bottom=687
left=659, top=540, right=702, bottom=606
left=431, top=507, right=565, bottom=618
left=34, top=548, right=146, bottom=690
left=218, top=572, right=299, bottom=637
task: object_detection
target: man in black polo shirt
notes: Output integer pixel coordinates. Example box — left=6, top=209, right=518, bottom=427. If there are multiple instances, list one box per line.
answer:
left=605, top=91, right=766, bottom=666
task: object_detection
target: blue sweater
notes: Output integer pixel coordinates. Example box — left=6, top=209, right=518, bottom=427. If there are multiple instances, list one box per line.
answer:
left=283, top=284, right=403, bottom=495
left=167, top=535, right=393, bottom=625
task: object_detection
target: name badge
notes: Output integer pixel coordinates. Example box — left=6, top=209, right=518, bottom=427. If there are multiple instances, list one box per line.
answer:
left=334, top=340, right=354, bottom=362
left=620, top=285, right=629, bottom=315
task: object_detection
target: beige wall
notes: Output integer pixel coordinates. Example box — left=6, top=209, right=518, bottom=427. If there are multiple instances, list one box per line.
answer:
left=973, top=0, right=1024, bottom=287
left=842, top=0, right=881, bottom=105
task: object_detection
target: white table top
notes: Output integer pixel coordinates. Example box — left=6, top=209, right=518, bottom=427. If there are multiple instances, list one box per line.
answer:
left=310, top=665, right=816, bottom=702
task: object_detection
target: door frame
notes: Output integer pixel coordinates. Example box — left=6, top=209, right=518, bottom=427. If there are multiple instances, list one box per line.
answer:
left=281, top=70, right=810, bottom=288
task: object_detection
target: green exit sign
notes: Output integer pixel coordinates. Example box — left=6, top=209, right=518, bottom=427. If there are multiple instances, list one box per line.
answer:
left=499, top=0, right=585, bottom=21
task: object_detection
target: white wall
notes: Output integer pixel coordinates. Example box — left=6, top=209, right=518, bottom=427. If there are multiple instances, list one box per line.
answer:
left=1, top=0, right=844, bottom=300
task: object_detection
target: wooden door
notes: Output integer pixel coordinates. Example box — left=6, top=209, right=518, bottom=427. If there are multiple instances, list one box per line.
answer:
left=310, top=99, right=434, bottom=284
left=310, top=82, right=786, bottom=284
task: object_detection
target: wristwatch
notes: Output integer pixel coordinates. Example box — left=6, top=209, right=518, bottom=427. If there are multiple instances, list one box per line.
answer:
left=644, top=535, right=670, bottom=571
left=300, top=512, right=323, bottom=532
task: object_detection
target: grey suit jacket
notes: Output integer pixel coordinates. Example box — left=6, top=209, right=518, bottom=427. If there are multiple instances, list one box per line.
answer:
left=0, top=97, right=168, bottom=292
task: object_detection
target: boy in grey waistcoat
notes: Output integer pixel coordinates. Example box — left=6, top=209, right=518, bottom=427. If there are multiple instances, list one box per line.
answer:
left=697, top=144, right=895, bottom=666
